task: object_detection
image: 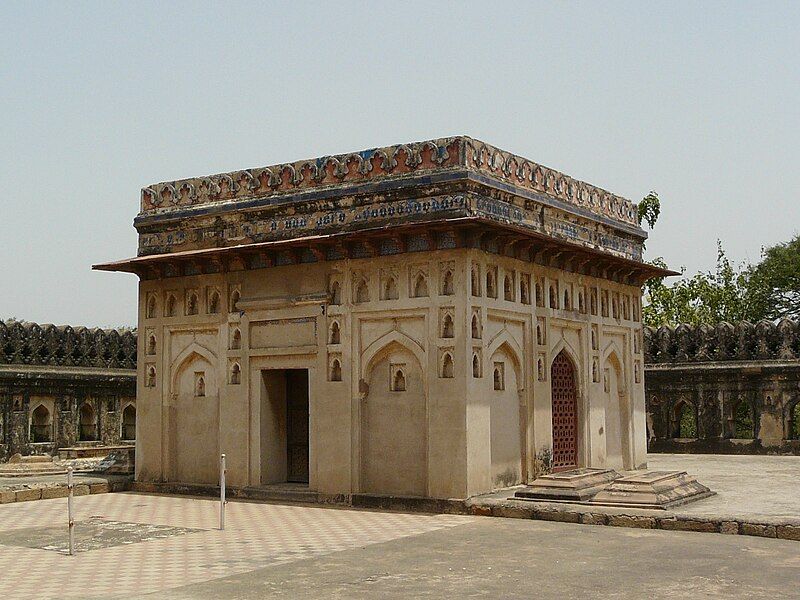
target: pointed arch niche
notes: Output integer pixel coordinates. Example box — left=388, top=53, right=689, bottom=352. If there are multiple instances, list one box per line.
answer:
left=121, top=403, right=136, bottom=441
left=78, top=402, right=98, bottom=441
left=360, top=334, right=427, bottom=497
left=30, top=403, right=52, bottom=443
left=484, top=330, right=527, bottom=488
left=601, top=348, right=632, bottom=470
left=487, top=335, right=525, bottom=488
left=169, top=344, right=220, bottom=484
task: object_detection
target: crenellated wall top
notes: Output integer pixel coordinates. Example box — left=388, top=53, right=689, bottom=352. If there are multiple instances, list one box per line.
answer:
left=0, top=321, right=137, bottom=370
left=139, top=136, right=639, bottom=227
left=644, top=319, right=800, bottom=364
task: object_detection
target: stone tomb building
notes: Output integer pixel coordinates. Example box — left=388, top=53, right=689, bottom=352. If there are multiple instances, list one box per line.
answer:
left=96, top=137, right=670, bottom=499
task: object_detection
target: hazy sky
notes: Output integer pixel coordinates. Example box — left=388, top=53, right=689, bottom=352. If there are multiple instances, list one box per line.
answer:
left=2, top=1, right=798, bottom=328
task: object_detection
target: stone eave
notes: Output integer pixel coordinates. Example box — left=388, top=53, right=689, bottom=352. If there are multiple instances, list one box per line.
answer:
left=94, top=217, right=675, bottom=286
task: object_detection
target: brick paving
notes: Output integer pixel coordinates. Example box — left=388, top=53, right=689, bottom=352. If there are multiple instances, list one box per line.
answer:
left=0, top=493, right=473, bottom=600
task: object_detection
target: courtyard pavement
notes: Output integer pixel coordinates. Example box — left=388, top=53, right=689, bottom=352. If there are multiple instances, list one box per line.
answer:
left=1, top=454, right=799, bottom=598
left=468, top=453, right=800, bottom=535
left=0, top=491, right=797, bottom=599
left=648, top=453, right=800, bottom=521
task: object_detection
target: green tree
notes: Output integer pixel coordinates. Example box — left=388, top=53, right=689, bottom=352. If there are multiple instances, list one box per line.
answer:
left=642, top=237, right=800, bottom=327
left=745, top=234, right=800, bottom=320
left=643, top=242, right=757, bottom=327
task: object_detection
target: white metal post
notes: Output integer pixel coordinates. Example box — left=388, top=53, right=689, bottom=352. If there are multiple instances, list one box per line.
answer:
left=220, top=453, right=226, bottom=530
left=67, top=466, right=75, bottom=556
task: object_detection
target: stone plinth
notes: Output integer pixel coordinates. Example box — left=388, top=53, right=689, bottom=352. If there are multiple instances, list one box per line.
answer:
left=589, top=470, right=714, bottom=509
left=513, top=468, right=620, bottom=502
left=513, top=468, right=714, bottom=509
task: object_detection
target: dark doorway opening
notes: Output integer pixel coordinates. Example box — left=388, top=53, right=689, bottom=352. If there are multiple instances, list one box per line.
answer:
left=261, top=369, right=309, bottom=485
left=285, top=370, right=309, bottom=483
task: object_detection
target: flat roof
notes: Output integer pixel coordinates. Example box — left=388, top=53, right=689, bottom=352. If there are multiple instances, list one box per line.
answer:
left=138, top=136, right=639, bottom=228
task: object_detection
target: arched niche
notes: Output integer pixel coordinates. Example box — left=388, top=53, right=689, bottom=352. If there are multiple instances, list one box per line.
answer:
left=471, top=267, right=481, bottom=297
left=146, top=296, right=157, bottom=319
left=442, top=314, right=454, bottom=339
left=329, top=281, right=342, bottom=305
left=731, top=399, right=755, bottom=439
left=354, top=279, right=370, bottom=303
left=169, top=344, right=220, bottom=484
left=329, top=321, right=341, bottom=345
left=383, top=276, right=399, bottom=300
left=360, top=337, right=427, bottom=497
left=601, top=349, right=632, bottom=470
left=121, top=403, right=136, bottom=440
left=486, top=330, right=524, bottom=376
left=471, top=314, right=481, bottom=339
left=30, top=403, right=52, bottom=443
left=413, top=273, right=429, bottom=298
left=503, top=275, right=514, bottom=301
left=208, top=290, right=220, bottom=314
left=488, top=343, right=523, bottom=488
left=441, top=270, right=454, bottom=296
left=78, top=402, right=97, bottom=441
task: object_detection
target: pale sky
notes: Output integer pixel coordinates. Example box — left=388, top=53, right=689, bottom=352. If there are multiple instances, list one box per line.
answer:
left=2, top=1, right=798, bottom=328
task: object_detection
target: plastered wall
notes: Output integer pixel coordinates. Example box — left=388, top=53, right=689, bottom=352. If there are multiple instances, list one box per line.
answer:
left=136, top=247, right=645, bottom=498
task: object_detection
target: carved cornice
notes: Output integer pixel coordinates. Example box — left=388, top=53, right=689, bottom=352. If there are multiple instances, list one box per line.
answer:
left=0, top=321, right=137, bottom=370
left=139, top=136, right=639, bottom=228
left=644, top=320, right=800, bottom=364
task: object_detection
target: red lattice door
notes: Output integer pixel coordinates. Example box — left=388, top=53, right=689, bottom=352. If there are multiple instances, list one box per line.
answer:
left=550, top=352, right=578, bottom=471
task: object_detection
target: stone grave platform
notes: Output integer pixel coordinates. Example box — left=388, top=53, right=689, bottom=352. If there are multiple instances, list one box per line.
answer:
left=589, top=470, right=714, bottom=509
left=513, top=468, right=621, bottom=502
left=513, top=467, right=713, bottom=509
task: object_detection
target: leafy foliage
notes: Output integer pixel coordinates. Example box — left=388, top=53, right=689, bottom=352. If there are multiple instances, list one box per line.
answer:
left=637, top=191, right=661, bottom=229
left=643, top=242, right=758, bottom=327
left=644, top=235, right=800, bottom=327
left=745, top=235, right=800, bottom=321
left=733, top=402, right=754, bottom=439
left=678, top=405, right=697, bottom=438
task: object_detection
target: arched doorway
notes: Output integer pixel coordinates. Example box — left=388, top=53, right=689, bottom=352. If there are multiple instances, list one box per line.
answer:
left=671, top=400, right=697, bottom=438
left=31, top=405, right=52, bottom=443
left=551, top=351, right=578, bottom=471
left=121, top=404, right=136, bottom=441
left=79, top=403, right=97, bottom=441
